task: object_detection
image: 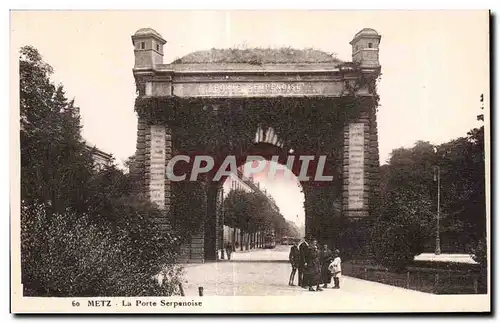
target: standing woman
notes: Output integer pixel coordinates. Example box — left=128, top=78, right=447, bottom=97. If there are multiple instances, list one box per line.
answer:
left=306, top=239, right=323, bottom=292
left=320, top=244, right=333, bottom=288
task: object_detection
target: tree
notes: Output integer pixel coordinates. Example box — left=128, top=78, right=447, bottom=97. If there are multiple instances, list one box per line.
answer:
left=20, top=45, right=95, bottom=218
left=20, top=46, right=96, bottom=294
left=20, top=46, right=183, bottom=296
left=370, top=141, right=438, bottom=268
left=124, top=153, right=137, bottom=174
left=372, top=111, right=487, bottom=266
left=222, top=188, right=296, bottom=247
left=434, top=131, right=485, bottom=251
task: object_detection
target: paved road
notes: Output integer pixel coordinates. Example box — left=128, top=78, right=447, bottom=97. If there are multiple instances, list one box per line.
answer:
left=182, top=245, right=436, bottom=299
left=224, top=245, right=477, bottom=264
left=228, top=245, right=289, bottom=262
left=176, top=246, right=492, bottom=313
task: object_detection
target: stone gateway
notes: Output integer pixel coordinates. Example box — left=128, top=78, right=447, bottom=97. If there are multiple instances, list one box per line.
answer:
left=131, top=27, right=382, bottom=263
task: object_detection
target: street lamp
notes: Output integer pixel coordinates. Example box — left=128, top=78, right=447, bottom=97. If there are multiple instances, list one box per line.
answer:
left=220, top=187, right=225, bottom=260
left=433, top=147, right=441, bottom=255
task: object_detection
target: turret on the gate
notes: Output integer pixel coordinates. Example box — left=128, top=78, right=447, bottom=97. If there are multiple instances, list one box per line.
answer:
left=131, top=28, right=167, bottom=69
left=350, top=28, right=381, bottom=68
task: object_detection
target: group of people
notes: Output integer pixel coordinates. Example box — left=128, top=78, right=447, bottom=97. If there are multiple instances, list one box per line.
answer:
left=288, top=236, right=342, bottom=292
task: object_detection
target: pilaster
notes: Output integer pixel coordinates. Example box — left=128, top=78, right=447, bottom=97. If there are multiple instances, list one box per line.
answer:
left=342, top=108, right=372, bottom=218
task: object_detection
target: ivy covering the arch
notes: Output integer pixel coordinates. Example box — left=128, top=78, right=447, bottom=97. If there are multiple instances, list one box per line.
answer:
left=134, top=72, right=380, bottom=245
left=134, top=68, right=380, bottom=160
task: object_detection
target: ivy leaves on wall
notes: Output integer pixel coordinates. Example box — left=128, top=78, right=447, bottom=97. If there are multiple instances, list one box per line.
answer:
left=135, top=95, right=373, bottom=159
left=134, top=74, right=380, bottom=240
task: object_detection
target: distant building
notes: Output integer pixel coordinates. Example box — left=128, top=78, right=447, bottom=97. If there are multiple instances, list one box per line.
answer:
left=85, top=143, right=113, bottom=170
left=226, top=168, right=280, bottom=213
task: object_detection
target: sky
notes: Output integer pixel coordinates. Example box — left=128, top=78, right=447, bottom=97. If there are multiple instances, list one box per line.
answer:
left=11, top=10, right=489, bottom=227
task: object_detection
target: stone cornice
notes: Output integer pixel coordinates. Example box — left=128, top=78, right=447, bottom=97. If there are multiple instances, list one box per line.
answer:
left=133, top=61, right=379, bottom=98
left=133, top=62, right=379, bottom=78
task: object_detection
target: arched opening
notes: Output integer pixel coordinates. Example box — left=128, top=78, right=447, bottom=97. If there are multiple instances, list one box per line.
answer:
left=161, top=95, right=373, bottom=263
left=217, top=157, right=305, bottom=261
left=200, top=139, right=343, bottom=261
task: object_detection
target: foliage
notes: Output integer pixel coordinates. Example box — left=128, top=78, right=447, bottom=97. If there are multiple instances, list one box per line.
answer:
left=378, top=129, right=486, bottom=253
left=469, top=235, right=487, bottom=294
left=372, top=107, right=486, bottom=268
left=222, top=189, right=297, bottom=239
left=371, top=141, right=438, bottom=267
left=22, top=207, right=182, bottom=297
left=135, top=64, right=379, bottom=240
left=170, top=181, right=207, bottom=243
left=136, top=96, right=369, bottom=160
left=470, top=237, right=487, bottom=268
left=20, top=45, right=183, bottom=297
left=371, top=189, right=434, bottom=271
left=124, top=154, right=137, bottom=174
left=171, top=47, right=342, bottom=65
left=337, top=219, right=374, bottom=260
left=20, top=45, right=95, bottom=217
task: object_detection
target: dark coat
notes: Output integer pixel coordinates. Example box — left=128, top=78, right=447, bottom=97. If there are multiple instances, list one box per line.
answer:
left=289, top=245, right=300, bottom=267
left=306, top=246, right=321, bottom=286
left=320, top=248, right=333, bottom=284
left=298, top=242, right=309, bottom=269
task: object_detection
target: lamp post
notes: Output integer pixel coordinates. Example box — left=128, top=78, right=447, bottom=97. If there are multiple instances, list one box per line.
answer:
left=433, top=157, right=442, bottom=255
left=220, top=187, right=225, bottom=260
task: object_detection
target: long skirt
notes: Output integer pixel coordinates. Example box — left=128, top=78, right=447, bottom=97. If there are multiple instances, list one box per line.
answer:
left=321, top=262, right=332, bottom=284
left=307, top=265, right=321, bottom=286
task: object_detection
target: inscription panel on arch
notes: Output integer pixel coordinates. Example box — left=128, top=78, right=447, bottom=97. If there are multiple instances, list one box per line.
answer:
left=348, top=123, right=365, bottom=210
left=172, top=81, right=344, bottom=97
left=149, top=125, right=166, bottom=210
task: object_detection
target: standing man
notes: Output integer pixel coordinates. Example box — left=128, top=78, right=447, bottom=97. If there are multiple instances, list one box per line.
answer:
left=288, top=240, right=300, bottom=286
left=298, top=236, right=310, bottom=288
left=306, top=239, right=323, bottom=292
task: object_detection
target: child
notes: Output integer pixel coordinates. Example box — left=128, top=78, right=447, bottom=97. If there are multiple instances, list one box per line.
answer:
left=328, top=249, right=342, bottom=289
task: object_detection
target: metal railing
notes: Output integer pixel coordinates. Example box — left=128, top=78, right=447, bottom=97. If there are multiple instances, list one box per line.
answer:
left=343, top=263, right=482, bottom=294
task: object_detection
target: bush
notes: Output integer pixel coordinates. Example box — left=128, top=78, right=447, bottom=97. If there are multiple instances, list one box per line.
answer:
left=470, top=237, right=487, bottom=268
left=371, top=221, right=417, bottom=271
left=369, top=189, right=434, bottom=271
left=337, top=219, right=373, bottom=261
left=21, top=167, right=185, bottom=297
left=21, top=202, right=184, bottom=297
